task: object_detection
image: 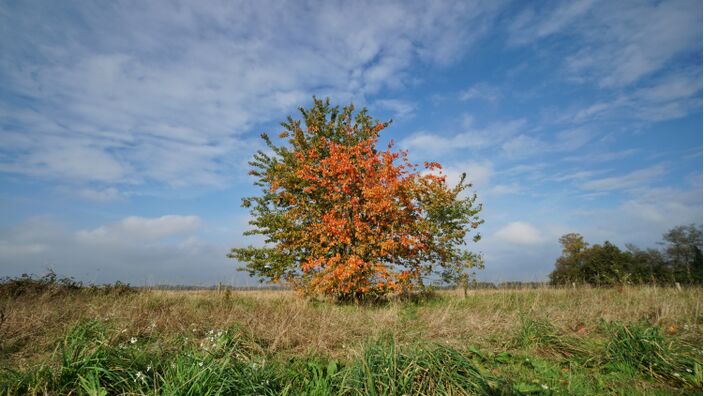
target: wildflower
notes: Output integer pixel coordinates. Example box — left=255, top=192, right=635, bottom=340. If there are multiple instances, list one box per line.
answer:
left=130, top=337, right=138, bottom=344
left=198, top=361, right=204, bottom=367
left=541, top=384, right=549, bottom=390
left=134, top=371, right=146, bottom=383
left=146, top=365, right=152, bottom=372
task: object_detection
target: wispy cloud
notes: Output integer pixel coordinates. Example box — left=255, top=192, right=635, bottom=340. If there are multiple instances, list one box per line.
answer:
left=581, top=165, right=666, bottom=191
left=75, top=187, right=125, bottom=203
left=0, top=1, right=502, bottom=188
left=563, top=148, right=639, bottom=163
left=508, top=0, right=597, bottom=45
left=373, top=99, right=416, bottom=119
left=401, top=118, right=526, bottom=156
left=459, top=82, right=502, bottom=102
left=500, top=128, right=593, bottom=158
left=509, top=0, right=701, bottom=88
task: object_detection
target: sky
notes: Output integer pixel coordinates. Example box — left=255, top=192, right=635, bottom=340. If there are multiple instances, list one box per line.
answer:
left=0, top=0, right=702, bottom=286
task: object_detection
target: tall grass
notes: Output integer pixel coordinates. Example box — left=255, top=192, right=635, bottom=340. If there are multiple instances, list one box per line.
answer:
left=1, top=286, right=701, bottom=394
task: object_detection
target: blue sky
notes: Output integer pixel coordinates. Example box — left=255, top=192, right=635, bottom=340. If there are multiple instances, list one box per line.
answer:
left=1, top=0, right=701, bottom=285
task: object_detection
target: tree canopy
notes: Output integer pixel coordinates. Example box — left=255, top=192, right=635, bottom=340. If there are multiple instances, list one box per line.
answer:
left=549, top=224, right=703, bottom=286
left=229, top=98, right=483, bottom=301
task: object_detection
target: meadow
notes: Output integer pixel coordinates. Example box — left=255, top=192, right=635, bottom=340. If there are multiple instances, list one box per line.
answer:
left=1, top=283, right=702, bottom=395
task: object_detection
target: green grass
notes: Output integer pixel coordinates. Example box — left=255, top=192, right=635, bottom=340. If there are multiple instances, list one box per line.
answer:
left=2, top=317, right=701, bottom=395
left=1, top=286, right=701, bottom=394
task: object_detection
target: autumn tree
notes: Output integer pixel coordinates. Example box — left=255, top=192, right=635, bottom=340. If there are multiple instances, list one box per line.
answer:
left=229, top=98, right=483, bottom=301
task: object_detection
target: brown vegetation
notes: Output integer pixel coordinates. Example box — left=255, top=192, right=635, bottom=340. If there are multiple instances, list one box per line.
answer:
left=2, top=286, right=701, bottom=370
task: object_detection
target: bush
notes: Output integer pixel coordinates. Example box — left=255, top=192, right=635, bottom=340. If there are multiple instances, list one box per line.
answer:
left=0, top=271, right=135, bottom=299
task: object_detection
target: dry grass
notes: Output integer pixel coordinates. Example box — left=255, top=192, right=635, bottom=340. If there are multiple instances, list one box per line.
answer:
left=2, top=285, right=701, bottom=369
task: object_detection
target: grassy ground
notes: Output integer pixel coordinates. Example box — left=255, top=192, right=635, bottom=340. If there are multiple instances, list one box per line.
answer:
left=1, top=286, right=701, bottom=395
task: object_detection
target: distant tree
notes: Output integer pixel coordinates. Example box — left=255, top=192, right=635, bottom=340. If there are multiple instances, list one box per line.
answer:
left=549, top=233, right=588, bottom=285
left=550, top=224, right=703, bottom=287
left=624, top=244, right=668, bottom=284
left=229, top=98, right=483, bottom=302
left=578, top=241, right=632, bottom=286
left=661, top=224, right=702, bottom=284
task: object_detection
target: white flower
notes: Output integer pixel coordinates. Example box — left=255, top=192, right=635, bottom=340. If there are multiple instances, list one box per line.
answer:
left=198, top=361, right=204, bottom=367
left=130, top=337, right=138, bottom=344
left=134, top=371, right=146, bottom=382
left=147, top=365, right=152, bottom=372
left=541, top=384, right=549, bottom=390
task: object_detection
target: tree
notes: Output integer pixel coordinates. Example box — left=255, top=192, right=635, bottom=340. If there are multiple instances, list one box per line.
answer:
left=661, top=224, right=702, bottom=284
left=578, top=241, right=632, bottom=286
left=624, top=244, right=667, bottom=284
left=549, top=224, right=703, bottom=287
left=549, top=233, right=587, bottom=285
left=229, top=98, right=483, bottom=301
left=550, top=234, right=632, bottom=286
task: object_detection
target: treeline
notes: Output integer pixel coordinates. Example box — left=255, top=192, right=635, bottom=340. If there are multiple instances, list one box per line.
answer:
left=549, top=224, right=702, bottom=286
left=0, top=270, right=134, bottom=298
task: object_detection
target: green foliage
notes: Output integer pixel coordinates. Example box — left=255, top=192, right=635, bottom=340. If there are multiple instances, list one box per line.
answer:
left=549, top=224, right=703, bottom=286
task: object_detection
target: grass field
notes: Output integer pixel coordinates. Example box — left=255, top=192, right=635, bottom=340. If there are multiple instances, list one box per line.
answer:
left=1, top=286, right=702, bottom=395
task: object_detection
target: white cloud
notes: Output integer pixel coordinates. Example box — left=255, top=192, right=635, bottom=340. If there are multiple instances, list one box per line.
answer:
left=494, top=221, right=545, bottom=245
left=509, top=1, right=701, bottom=88
left=0, top=216, right=252, bottom=285
left=560, top=69, right=702, bottom=126
left=76, top=215, right=201, bottom=244
left=401, top=118, right=526, bottom=156
left=442, top=161, right=493, bottom=189
left=564, top=149, right=639, bottom=163
left=581, top=165, right=666, bottom=191
left=0, top=1, right=502, bottom=187
left=501, top=134, right=544, bottom=158
left=487, top=183, right=522, bottom=196
left=76, top=187, right=124, bottom=202
left=576, top=176, right=702, bottom=246
left=500, top=128, right=592, bottom=158
left=509, top=0, right=597, bottom=45
left=459, top=82, right=501, bottom=102
left=373, top=99, right=416, bottom=119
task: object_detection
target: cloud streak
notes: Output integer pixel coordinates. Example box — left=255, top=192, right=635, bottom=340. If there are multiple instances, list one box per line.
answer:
left=0, top=0, right=502, bottom=188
